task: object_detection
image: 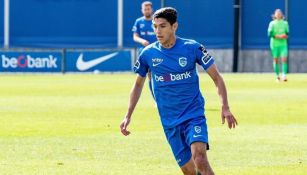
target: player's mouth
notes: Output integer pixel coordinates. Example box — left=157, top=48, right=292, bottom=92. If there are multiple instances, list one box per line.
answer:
left=157, top=36, right=163, bottom=40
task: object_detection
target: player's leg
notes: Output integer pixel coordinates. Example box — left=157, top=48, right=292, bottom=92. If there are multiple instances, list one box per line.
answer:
left=186, top=116, right=214, bottom=175
left=273, top=58, right=280, bottom=81
left=180, top=157, right=207, bottom=175
left=281, top=57, right=287, bottom=81
left=191, top=142, right=214, bottom=175
left=280, top=45, right=288, bottom=81
left=185, top=117, right=214, bottom=175
left=164, top=125, right=196, bottom=175
left=271, top=47, right=280, bottom=81
left=180, top=158, right=198, bottom=175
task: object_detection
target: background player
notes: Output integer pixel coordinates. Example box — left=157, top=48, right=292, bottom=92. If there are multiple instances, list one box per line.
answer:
left=132, top=1, right=157, bottom=99
left=268, top=9, right=289, bottom=82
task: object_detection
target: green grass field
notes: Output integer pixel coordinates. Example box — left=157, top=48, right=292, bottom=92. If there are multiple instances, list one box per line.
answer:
left=0, top=73, right=306, bottom=175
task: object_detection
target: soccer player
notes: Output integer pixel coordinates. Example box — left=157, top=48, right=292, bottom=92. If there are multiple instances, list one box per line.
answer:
left=268, top=9, right=289, bottom=82
left=120, top=7, right=237, bottom=175
left=132, top=1, right=157, bottom=98
left=132, top=1, right=156, bottom=50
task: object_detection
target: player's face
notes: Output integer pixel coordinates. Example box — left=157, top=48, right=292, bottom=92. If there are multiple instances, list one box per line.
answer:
left=274, top=10, right=283, bottom=19
left=142, top=5, right=153, bottom=18
left=152, top=18, right=177, bottom=46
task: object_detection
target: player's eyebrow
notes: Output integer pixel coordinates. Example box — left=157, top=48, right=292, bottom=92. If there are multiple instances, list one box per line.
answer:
left=153, top=22, right=167, bottom=27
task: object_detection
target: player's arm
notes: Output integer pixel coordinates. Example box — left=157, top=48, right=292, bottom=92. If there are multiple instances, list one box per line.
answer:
left=133, top=33, right=150, bottom=46
left=275, top=34, right=288, bottom=39
left=206, top=64, right=238, bottom=129
left=267, top=22, right=287, bottom=39
left=268, top=22, right=274, bottom=38
left=120, top=75, right=146, bottom=136
left=275, top=31, right=288, bottom=39
left=276, top=22, right=289, bottom=39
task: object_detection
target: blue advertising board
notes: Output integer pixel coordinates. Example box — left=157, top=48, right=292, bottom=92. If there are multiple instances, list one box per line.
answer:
left=65, top=49, right=133, bottom=72
left=0, top=51, right=62, bottom=72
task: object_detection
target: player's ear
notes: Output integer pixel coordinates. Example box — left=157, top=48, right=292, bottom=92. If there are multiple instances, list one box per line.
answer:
left=172, top=22, right=178, bottom=31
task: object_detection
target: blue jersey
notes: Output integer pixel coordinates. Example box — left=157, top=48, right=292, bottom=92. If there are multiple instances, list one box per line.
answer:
left=134, top=37, right=215, bottom=129
left=132, top=16, right=157, bottom=49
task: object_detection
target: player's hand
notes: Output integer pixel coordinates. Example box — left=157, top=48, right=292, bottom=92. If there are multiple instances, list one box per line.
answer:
left=280, top=34, right=288, bottom=39
left=221, top=107, right=238, bottom=129
left=142, top=40, right=150, bottom=46
left=120, top=116, right=131, bottom=136
left=275, top=34, right=288, bottom=39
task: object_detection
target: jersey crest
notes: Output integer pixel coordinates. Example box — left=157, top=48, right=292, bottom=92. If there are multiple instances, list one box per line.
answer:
left=179, top=57, right=187, bottom=67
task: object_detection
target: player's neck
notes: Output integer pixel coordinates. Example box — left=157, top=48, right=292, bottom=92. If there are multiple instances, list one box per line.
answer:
left=161, top=36, right=176, bottom=49
left=144, top=16, right=152, bottom=20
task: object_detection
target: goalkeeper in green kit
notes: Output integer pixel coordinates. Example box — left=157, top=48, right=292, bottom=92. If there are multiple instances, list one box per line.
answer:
left=268, top=9, right=289, bottom=82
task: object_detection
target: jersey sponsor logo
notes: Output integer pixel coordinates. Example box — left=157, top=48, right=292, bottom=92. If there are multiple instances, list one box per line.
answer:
left=152, top=58, right=163, bottom=67
left=199, top=45, right=212, bottom=65
left=154, top=71, right=191, bottom=82
left=1, top=54, right=57, bottom=68
left=178, top=57, right=187, bottom=67
left=76, top=52, right=118, bottom=71
left=195, top=126, right=201, bottom=133
left=147, top=31, right=155, bottom=35
left=140, top=24, right=145, bottom=28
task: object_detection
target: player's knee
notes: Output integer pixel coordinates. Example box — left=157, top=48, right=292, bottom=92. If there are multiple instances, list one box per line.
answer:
left=193, top=154, right=206, bottom=167
left=281, top=57, right=287, bottom=62
left=193, top=151, right=210, bottom=170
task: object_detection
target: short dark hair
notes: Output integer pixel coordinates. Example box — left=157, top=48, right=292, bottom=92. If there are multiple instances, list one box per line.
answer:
left=142, top=1, right=152, bottom=8
left=153, top=7, right=177, bottom=25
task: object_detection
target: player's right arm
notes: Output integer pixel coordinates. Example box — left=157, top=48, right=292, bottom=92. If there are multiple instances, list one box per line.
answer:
left=120, top=75, right=146, bottom=136
left=268, top=21, right=274, bottom=38
left=132, top=19, right=150, bottom=47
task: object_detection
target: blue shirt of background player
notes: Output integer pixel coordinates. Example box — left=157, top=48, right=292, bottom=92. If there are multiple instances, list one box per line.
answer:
left=132, top=16, right=157, bottom=51
left=134, top=37, right=214, bottom=129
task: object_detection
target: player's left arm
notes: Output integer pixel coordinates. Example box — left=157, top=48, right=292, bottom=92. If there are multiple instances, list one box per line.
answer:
left=206, top=64, right=238, bottom=129
left=284, top=21, right=290, bottom=38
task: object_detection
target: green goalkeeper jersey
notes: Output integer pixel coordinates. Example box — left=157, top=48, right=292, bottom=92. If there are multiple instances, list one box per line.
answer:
left=268, top=19, right=289, bottom=47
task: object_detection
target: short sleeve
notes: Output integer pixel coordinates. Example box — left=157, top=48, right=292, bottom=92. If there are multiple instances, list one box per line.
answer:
left=132, top=20, right=139, bottom=34
left=195, top=44, right=215, bottom=70
left=133, top=51, right=149, bottom=77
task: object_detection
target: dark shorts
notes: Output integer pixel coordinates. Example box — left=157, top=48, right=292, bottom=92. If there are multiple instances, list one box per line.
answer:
left=163, top=116, right=209, bottom=167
